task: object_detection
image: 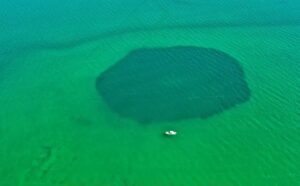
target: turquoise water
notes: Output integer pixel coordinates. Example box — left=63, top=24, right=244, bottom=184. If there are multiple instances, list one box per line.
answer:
left=1, top=0, right=300, bottom=185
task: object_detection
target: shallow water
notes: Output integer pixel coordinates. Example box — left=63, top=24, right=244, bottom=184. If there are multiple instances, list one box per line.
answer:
left=1, top=1, right=300, bottom=185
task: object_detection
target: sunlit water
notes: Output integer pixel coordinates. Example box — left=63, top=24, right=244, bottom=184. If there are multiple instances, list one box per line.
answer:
left=0, top=1, right=300, bottom=185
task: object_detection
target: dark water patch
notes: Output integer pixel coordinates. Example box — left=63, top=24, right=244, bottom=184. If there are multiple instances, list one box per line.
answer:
left=96, top=46, right=251, bottom=123
left=70, top=116, right=93, bottom=127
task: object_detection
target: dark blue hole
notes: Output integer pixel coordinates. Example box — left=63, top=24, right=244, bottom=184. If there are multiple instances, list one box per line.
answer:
left=96, top=46, right=251, bottom=123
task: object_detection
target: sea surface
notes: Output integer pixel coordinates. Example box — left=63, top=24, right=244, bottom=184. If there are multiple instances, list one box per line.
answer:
left=0, top=0, right=300, bottom=185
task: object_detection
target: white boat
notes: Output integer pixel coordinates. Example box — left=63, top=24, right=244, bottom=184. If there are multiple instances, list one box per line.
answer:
left=164, top=130, right=177, bottom=136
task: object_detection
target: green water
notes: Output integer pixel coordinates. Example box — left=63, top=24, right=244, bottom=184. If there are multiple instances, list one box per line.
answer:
left=1, top=1, right=300, bottom=185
